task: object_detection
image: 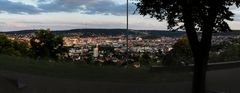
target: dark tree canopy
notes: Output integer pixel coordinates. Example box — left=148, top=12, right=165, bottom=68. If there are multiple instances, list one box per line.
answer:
left=136, top=0, right=240, bottom=93
left=136, top=0, right=240, bottom=32
left=30, top=29, right=65, bottom=59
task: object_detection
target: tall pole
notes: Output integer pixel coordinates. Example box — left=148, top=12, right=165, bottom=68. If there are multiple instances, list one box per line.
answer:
left=126, top=0, right=129, bottom=64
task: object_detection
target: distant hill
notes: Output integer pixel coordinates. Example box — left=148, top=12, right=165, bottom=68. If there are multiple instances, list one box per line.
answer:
left=135, top=30, right=186, bottom=37
left=3, top=29, right=240, bottom=37
left=3, top=29, right=185, bottom=37
left=4, top=29, right=137, bottom=36
left=4, top=30, right=36, bottom=35
left=56, top=29, right=138, bottom=36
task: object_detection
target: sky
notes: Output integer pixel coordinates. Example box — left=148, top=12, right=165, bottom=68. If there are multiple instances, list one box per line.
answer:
left=0, top=0, right=240, bottom=31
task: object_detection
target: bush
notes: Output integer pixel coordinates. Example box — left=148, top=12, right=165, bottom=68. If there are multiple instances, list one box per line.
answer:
left=163, top=36, right=193, bottom=66
left=0, top=34, right=30, bottom=57
left=30, top=29, right=67, bottom=60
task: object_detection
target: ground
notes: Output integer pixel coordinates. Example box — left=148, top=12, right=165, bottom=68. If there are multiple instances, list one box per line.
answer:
left=1, top=55, right=240, bottom=93
left=0, top=70, right=192, bottom=93
left=1, top=67, right=240, bottom=93
left=0, top=55, right=192, bottom=93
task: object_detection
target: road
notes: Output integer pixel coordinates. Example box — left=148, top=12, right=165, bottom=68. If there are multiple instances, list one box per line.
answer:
left=206, top=67, right=240, bottom=93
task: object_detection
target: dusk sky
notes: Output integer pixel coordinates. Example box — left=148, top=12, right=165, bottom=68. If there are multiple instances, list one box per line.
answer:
left=0, top=0, right=240, bottom=31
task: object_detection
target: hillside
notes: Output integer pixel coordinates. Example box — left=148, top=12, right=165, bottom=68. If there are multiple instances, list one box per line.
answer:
left=3, top=29, right=240, bottom=37
left=3, top=29, right=185, bottom=37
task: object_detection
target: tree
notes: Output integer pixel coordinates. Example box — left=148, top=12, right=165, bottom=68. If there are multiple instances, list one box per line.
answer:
left=135, top=0, right=240, bottom=93
left=139, top=52, right=151, bottom=66
left=219, top=44, right=240, bottom=61
left=12, top=40, right=30, bottom=56
left=0, top=34, right=29, bottom=56
left=172, top=36, right=192, bottom=64
left=163, top=37, right=193, bottom=66
left=30, top=29, right=65, bottom=60
left=0, top=34, right=12, bottom=55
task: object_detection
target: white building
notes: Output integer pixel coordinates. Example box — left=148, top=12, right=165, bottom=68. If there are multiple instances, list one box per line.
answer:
left=93, top=44, right=99, bottom=57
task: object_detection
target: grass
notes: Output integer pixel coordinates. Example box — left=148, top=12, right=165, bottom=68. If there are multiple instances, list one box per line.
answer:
left=0, top=54, right=192, bottom=83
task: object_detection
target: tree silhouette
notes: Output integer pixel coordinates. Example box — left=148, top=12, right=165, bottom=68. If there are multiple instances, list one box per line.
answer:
left=136, top=0, right=240, bottom=93
left=30, top=29, right=65, bottom=60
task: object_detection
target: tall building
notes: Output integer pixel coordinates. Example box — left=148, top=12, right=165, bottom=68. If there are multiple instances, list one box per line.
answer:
left=93, top=44, right=99, bottom=58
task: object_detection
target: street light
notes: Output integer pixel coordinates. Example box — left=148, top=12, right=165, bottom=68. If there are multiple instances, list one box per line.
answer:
left=126, top=0, right=129, bottom=65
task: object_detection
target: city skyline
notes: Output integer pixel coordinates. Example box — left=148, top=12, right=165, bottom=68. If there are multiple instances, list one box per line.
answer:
left=0, top=0, right=240, bottom=31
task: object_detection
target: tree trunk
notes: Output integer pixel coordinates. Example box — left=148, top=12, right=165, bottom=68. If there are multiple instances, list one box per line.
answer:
left=192, top=49, right=209, bottom=93
left=182, top=0, right=218, bottom=92
left=182, top=3, right=209, bottom=93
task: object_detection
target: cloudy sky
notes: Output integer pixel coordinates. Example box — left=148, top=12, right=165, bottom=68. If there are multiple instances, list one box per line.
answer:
left=0, top=0, right=240, bottom=31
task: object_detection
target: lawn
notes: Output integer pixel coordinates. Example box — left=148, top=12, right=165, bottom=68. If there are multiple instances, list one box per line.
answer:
left=0, top=54, right=192, bottom=83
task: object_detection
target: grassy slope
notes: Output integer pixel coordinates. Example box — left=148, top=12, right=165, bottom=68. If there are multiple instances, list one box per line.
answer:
left=0, top=55, right=191, bottom=83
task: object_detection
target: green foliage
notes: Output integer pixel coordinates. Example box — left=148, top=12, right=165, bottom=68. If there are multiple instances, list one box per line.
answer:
left=163, top=37, right=240, bottom=63
left=218, top=44, right=240, bottom=61
left=172, top=37, right=192, bottom=63
left=0, top=34, right=30, bottom=56
left=162, top=37, right=192, bottom=66
left=162, top=52, right=175, bottom=66
left=30, top=29, right=66, bottom=60
left=209, top=37, right=240, bottom=62
left=139, top=52, right=151, bottom=66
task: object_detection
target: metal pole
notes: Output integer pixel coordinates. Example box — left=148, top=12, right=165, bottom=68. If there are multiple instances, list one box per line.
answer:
left=126, top=0, right=129, bottom=64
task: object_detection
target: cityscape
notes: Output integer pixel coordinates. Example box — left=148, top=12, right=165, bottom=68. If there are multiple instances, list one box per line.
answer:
left=3, top=29, right=240, bottom=68
left=0, top=0, right=240, bottom=93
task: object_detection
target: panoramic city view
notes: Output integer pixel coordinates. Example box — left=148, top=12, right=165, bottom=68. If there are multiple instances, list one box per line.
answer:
left=0, top=0, right=240, bottom=93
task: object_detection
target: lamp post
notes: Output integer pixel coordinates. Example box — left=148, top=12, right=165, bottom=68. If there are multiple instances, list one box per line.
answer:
left=126, top=0, right=129, bottom=65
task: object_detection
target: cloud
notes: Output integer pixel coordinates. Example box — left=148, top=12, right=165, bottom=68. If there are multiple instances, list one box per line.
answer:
left=231, top=7, right=240, bottom=21
left=0, top=0, right=41, bottom=14
left=37, top=0, right=82, bottom=12
left=0, top=22, right=7, bottom=27
left=38, top=0, right=136, bottom=15
left=0, top=0, right=136, bottom=15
